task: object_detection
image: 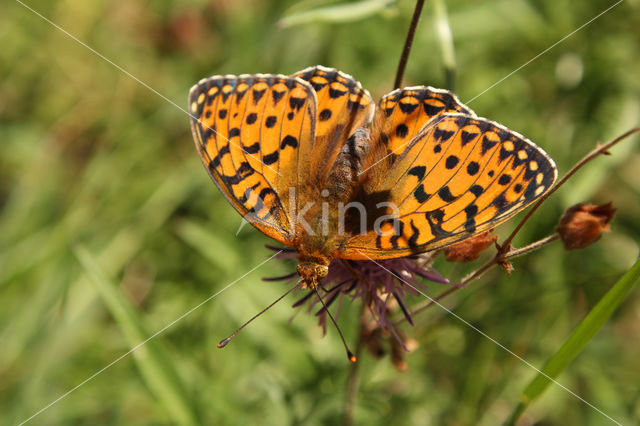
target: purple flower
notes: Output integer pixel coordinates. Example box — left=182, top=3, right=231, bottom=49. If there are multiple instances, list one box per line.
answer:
left=264, top=245, right=451, bottom=334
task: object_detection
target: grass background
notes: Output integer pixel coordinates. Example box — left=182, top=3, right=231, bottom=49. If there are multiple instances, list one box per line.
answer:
left=1, top=0, right=639, bottom=424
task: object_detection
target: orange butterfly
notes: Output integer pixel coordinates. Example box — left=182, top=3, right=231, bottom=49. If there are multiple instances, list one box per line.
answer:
left=189, top=66, right=557, bottom=289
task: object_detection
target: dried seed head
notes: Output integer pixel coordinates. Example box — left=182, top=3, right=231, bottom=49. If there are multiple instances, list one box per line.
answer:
left=556, top=202, right=616, bottom=250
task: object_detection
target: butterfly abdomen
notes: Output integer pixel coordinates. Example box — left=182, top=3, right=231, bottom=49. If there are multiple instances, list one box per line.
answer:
left=324, top=128, right=371, bottom=200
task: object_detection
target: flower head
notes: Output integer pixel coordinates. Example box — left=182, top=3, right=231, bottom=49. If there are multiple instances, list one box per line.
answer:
left=264, top=245, right=450, bottom=333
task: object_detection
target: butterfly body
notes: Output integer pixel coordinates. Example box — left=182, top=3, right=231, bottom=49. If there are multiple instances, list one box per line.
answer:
left=291, top=132, right=367, bottom=288
left=189, top=66, right=557, bottom=289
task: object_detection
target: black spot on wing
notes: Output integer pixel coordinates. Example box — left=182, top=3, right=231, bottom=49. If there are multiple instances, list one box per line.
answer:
left=289, top=97, right=306, bottom=110
left=463, top=204, right=478, bottom=233
left=481, top=135, right=498, bottom=155
left=246, top=113, right=257, bottom=125
left=414, top=185, right=429, bottom=203
left=319, top=108, right=332, bottom=121
left=469, top=185, right=483, bottom=197
left=252, top=88, right=266, bottom=104
left=235, top=87, right=248, bottom=103
left=399, top=101, right=419, bottom=114
left=445, top=155, right=459, bottom=169
left=434, top=128, right=455, bottom=143
left=387, top=220, right=405, bottom=249
left=498, top=174, right=512, bottom=185
left=329, top=87, right=347, bottom=99
left=224, top=161, right=253, bottom=185
left=425, top=209, right=450, bottom=238
left=272, top=90, right=286, bottom=106
left=423, top=103, right=444, bottom=116
left=408, top=220, right=420, bottom=248
left=492, top=193, right=508, bottom=210
left=460, top=130, right=478, bottom=146
left=280, top=135, right=298, bottom=149
left=263, top=151, right=279, bottom=165
left=265, top=116, right=277, bottom=128
left=499, top=146, right=513, bottom=161
left=244, top=142, right=260, bottom=154
left=396, top=124, right=409, bottom=138
left=438, top=186, right=456, bottom=202
left=408, top=165, right=426, bottom=181
left=467, top=161, right=479, bottom=175
left=310, top=81, right=326, bottom=92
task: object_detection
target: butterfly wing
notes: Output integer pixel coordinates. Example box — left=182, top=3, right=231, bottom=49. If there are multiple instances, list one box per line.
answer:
left=376, top=86, right=474, bottom=151
left=359, top=86, right=477, bottom=189
left=189, top=66, right=374, bottom=244
left=292, top=66, right=375, bottom=190
left=340, top=108, right=557, bottom=259
left=189, top=73, right=318, bottom=244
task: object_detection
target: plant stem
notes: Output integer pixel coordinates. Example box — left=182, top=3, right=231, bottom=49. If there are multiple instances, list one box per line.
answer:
left=344, top=304, right=366, bottom=426
left=394, top=0, right=426, bottom=89
left=501, top=126, right=640, bottom=250
left=402, top=234, right=560, bottom=321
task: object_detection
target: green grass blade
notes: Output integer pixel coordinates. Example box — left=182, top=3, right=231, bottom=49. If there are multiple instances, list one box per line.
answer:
left=277, top=0, right=395, bottom=28
left=174, top=218, right=242, bottom=276
left=431, top=0, right=456, bottom=90
left=74, top=244, right=199, bottom=426
left=507, top=257, right=640, bottom=425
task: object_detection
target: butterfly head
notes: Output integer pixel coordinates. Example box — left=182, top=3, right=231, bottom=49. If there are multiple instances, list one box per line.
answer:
left=297, top=259, right=329, bottom=290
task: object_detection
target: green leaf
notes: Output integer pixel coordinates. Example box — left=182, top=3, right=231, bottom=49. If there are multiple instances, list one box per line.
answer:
left=74, top=244, right=199, bottom=426
left=507, top=257, right=640, bottom=425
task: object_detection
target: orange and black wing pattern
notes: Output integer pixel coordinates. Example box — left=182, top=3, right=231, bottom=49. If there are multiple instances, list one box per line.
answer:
left=342, top=106, right=557, bottom=259
left=292, top=66, right=374, bottom=188
left=373, top=86, right=474, bottom=154
left=188, top=73, right=317, bottom=244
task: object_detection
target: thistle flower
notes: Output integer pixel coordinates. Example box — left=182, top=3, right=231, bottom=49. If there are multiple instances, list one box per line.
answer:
left=263, top=245, right=451, bottom=334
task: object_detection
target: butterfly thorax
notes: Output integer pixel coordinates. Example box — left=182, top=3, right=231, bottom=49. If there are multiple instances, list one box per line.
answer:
left=295, top=129, right=372, bottom=289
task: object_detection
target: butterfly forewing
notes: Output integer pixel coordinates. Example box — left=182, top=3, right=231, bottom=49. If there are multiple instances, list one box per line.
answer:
left=342, top=113, right=557, bottom=259
left=189, top=74, right=318, bottom=244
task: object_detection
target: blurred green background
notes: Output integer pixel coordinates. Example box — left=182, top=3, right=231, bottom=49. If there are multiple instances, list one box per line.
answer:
left=1, top=0, right=639, bottom=424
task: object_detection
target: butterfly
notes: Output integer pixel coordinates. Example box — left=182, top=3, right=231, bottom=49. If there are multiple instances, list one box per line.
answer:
left=188, top=65, right=557, bottom=289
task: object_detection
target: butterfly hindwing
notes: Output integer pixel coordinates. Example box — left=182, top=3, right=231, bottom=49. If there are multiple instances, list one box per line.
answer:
left=189, top=74, right=318, bottom=244
left=342, top=113, right=557, bottom=259
left=293, top=66, right=375, bottom=187
left=375, top=86, right=475, bottom=154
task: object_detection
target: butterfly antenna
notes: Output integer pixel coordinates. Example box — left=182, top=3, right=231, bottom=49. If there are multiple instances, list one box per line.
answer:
left=218, top=281, right=300, bottom=348
left=313, top=286, right=357, bottom=363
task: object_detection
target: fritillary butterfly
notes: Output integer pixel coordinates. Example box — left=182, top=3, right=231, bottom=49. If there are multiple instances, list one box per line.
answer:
left=189, top=66, right=557, bottom=288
